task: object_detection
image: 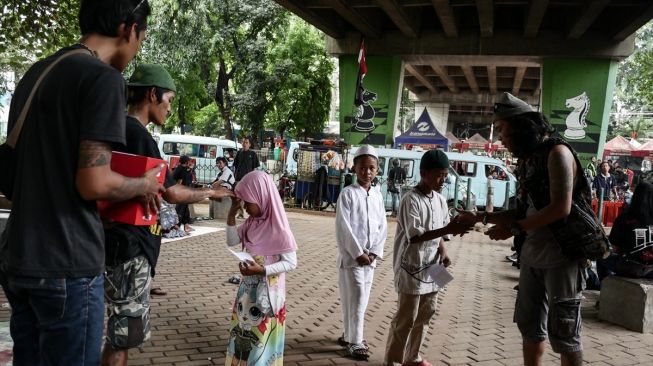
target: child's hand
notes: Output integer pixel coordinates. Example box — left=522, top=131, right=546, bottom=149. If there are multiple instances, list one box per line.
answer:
left=453, top=209, right=479, bottom=226
left=368, top=253, right=377, bottom=263
left=239, top=260, right=265, bottom=276
left=356, top=253, right=371, bottom=266
left=446, top=221, right=471, bottom=237
left=438, top=247, right=451, bottom=267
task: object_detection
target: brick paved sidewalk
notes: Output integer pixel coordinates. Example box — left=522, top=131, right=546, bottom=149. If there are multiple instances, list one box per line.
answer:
left=2, top=210, right=653, bottom=365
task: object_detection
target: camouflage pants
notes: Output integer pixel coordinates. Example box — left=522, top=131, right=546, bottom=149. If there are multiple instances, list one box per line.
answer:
left=104, top=255, right=152, bottom=349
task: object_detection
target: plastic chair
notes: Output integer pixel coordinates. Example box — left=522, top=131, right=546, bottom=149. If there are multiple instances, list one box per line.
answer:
left=634, top=228, right=648, bottom=249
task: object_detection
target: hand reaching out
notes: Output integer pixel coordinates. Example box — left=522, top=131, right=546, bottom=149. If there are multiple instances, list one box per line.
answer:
left=453, top=209, right=480, bottom=226
left=485, top=224, right=512, bottom=240
left=445, top=221, right=472, bottom=237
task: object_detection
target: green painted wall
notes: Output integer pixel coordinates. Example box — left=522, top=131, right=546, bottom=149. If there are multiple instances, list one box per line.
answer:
left=339, top=55, right=403, bottom=146
left=541, top=58, right=618, bottom=166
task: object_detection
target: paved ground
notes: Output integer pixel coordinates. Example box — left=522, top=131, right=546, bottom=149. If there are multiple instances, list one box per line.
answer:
left=2, top=207, right=653, bottom=365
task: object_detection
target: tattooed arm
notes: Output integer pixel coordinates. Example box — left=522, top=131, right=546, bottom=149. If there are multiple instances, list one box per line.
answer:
left=164, top=184, right=234, bottom=204
left=75, top=140, right=165, bottom=202
left=517, top=144, right=576, bottom=231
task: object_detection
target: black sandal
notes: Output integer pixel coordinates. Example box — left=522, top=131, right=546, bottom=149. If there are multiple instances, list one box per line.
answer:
left=338, top=336, right=370, bottom=350
left=345, top=343, right=369, bottom=360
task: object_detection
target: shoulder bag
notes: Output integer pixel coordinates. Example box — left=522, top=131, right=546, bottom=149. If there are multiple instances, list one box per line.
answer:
left=0, top=49, right=88, bottom=200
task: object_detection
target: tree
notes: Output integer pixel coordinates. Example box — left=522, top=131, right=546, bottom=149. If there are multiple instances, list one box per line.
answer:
left=611, top=21, right=653, bottom=139
left=0, top=0, right=81, bottom=93
left=265, top=18, right=334, bottom=140
left=140, top=0, right=288, bottom=142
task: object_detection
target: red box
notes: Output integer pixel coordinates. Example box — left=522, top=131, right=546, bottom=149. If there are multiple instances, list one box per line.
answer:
left=97, top=152, right=166, bottom=226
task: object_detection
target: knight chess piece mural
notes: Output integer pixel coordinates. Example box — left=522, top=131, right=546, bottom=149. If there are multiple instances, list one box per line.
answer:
left=339, top=41, right=402, bottom=146
left=564, top=92, right=590, bottom=140
left=353, top=89, right=378, bottom=132
left=542, top=58, right=617, bottom=166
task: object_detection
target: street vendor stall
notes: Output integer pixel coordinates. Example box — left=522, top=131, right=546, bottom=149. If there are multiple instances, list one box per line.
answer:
left=294, top=142, right=346, bottom=210
left=455, top=133, right=488, bottom=153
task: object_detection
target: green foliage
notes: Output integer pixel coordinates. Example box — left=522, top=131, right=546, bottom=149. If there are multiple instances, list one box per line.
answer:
left=1, top=0, right=335, bottom=144
left=612, top=21, right=653, bottom=139
left=0, top=0, right=81, bottom=92
left=264, top=18, right=334, bottom=139
left=190, top=103, right=224, bottom=136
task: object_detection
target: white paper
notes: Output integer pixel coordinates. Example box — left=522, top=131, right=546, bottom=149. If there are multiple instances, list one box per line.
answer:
left=228, top=248, right=254, bottom=262
left=425, top=264, right=454, bottom=288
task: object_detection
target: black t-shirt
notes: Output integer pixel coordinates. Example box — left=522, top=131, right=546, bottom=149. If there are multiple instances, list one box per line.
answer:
left=608, top=213, right=649, bottom=255
left=173, top=165, right=193, bottom=187
left=108, top=116, right=177, bottom=274
left=389, top=167, right=406, bottom=187
left=233, top=150, right=260, bottom=181
left=1, top=45, right=127, bottom=278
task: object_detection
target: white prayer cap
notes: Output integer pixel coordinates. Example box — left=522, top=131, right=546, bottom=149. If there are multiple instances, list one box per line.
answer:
left=354, top=145, right=378, bottom=160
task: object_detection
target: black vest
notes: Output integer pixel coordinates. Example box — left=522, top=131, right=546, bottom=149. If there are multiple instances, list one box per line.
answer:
left=516, top=137, right=591, bottom=214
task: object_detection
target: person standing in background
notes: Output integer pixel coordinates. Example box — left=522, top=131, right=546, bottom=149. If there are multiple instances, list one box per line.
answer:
left=173, top=155, right=195, bottom=232
left=233, top=137, right=260, bottom=218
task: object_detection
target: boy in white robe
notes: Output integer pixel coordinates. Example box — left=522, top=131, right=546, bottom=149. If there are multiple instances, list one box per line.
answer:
left=336, top=145, right=388, bottom=360
left=384, top=150, right=470, bottom=366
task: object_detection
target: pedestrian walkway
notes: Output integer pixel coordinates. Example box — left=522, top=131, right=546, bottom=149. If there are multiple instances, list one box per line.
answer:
left=2, top=210, right=653, bottom=365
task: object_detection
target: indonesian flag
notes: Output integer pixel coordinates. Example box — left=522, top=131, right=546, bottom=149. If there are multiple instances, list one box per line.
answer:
left=354, top=39, right=367, bottom=107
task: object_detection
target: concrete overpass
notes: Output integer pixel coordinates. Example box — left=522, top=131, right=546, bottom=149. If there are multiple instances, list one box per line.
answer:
left=274, top=0, right=653, bottom=157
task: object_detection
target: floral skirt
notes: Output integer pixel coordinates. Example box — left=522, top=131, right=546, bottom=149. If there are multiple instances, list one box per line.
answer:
left=225, top=274, right=286, bottom=366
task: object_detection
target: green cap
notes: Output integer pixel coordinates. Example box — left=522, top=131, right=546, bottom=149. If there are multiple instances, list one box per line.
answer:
left=127, top=64, right=177, bottom=93
left=420, top=149, right=449, bottom=170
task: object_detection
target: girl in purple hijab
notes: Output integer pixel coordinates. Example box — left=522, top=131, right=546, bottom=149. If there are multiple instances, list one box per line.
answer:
left=224, top=171, right=298, bottom=366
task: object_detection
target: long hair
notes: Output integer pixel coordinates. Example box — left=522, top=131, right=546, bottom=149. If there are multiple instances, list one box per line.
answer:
left=503, top=112, right=556, bottom=158
left=627, top=181, right=653, bottom=225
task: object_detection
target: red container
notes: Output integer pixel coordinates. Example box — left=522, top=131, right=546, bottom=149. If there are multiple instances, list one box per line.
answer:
left=97, top=152, right=166, bottom=226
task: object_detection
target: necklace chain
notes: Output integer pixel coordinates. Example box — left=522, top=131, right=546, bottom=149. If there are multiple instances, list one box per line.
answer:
left=77, top=42, right=98, bottom=58
left=416, top=185, right=434, bottom=199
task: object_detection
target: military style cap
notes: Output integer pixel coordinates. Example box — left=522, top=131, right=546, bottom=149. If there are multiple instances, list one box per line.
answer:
left=128, top=64, right=177, bottom=93
left=493, top=92, right=533, bottom=120
left=420, top=149, right=449, bottom=170
left=355, top=145, right=378, bottom=160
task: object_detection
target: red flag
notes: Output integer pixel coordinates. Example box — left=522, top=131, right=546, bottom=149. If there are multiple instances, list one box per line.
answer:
left=354, top=40, right=367, bottom=107
left=358, top=40, right=367, bottom=76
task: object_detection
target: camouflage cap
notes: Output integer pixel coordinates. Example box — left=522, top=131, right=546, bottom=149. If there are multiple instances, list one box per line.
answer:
left=493, top=92, right=533, bottom=121
left=128, top=64, right=177, bottom=93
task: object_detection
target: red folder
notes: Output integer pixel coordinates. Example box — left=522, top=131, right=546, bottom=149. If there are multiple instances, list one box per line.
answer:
left=97, top=152, right=166, bottom=226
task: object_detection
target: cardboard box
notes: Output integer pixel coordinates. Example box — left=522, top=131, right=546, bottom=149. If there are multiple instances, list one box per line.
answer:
left=97, top=152, right=166, bottom=226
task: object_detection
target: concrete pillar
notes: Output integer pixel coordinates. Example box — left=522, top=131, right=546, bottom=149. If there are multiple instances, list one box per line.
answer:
left=339, top=55, right=404, bottom=147
left=414, top=102, right=449, bottom=135
left=541, top=58, right=618, bottom=166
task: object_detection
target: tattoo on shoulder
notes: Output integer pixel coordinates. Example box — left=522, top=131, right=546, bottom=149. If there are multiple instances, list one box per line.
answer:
left=78, top=140, right=111, bottom=168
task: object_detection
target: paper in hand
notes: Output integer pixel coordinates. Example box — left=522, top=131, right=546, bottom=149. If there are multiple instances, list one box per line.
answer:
left=228, top=248, right=254, bottom=262
left=426, top=264, right=454, bottom=288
